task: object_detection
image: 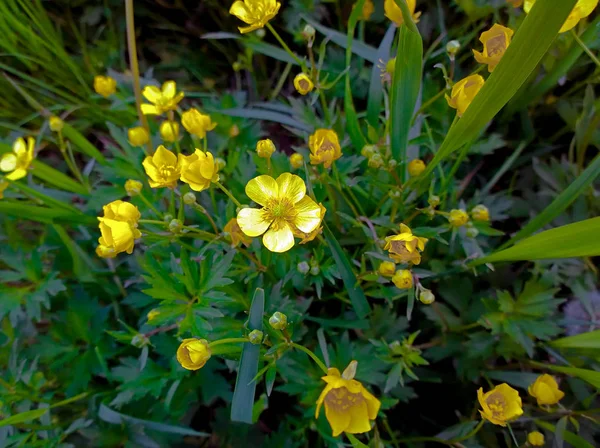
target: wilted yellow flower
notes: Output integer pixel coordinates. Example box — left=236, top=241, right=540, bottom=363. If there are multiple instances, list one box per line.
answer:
left=446, top=74, right=485, bottom=117
left=290, top=153, right=304, bottom=169
left=478, top=383, right=523, bottom=426
left=471, top=205, right=490, bottom=222
left=256, top=139, right=276, bottom=158
left=473, top=24, right=514, bottom=73
left=181, top=108, right=217, bottom=139
left=448, top=209, right=469, bottom=227
left=527, top=431, right=545, bottom=446
left=160, top=121, right=180, bottom=142
left=293, top=73, right=314, bottom=95
left=224, top=217, right=252, bottom=247
left=0, top=180, right=8, bottom=199
left=142, top=145, right=183, bottom=188
left=177, top=338, right=211, bottom=370
left=378, top=261, right=396, bottom=277
left=295, top=203, right=326, bottom=244
left=528, top=374, right=565, bottom=406
left=229, top=0, right=281, bottom=33
left=49, top=116, right=64, bottom=132
left=507, top=0, right=523, bottom=6
left=180, top=149, right=219, bottom=192
left=237, top=173, right=322, bottom=253
left=141, top=81, right=184, bottom=115
left=309, top=129, right=342, bottom=169
left=128, top=126, right=150, bottom=147
left=96, top=200, right=142, bottom=258
left=408, top=159, right=426, bottom=177
left=94, top=75, right=117, bottom=98
left=125, top=179, right=143, bottom=196
left=316, top=361, right=381, bottom=437
left=384, top=223, right=428, bottom=265
left=360, top=0, right=375, bottom=20
left=0, top=137, right=34, bottom=181
left=524, top=0, right=598, bottom=33
left=384, top=0, right=421, bottom=26
left=392, top=269, right=413, bottom=289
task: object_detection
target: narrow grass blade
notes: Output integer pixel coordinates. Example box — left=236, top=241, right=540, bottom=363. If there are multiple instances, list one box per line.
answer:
left=31, top=160, right=88, bottom=195
left=535, top=420, right=594, bottom=448
left=549, top=330, right=600, bottom=349
left=367, top=25, right=396, bottom=129
left=62, top=123, right=107, bottom=165
left=52, top=224, right=95, bottom=281
left=531, top=361, right=600, bottom=389
left=211, top=107, right=310, bottom=132
left=0, top=408, right=48, bottom=427
left=0, top=203, right=94, bottom=225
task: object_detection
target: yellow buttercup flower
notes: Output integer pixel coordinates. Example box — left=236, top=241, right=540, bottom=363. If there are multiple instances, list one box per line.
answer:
left=180, top=149, right=219, bottom=192
left=96, top=200, right=142, bottom=258
left=160, top=121, right=180, bottom=142
left=473, top=24, right=514, bottom=73
left=128, top=127, right=150, bottom=147
left=293, top=73, right=314, bottom=95
left=142, top=145, right=184, bottom=188
left=141, top=81, right=184, bottom=115
left=125, top=179, right=143, bottom=196
left=296, top=203, right=326, bottom=244
left=309, top=129, right=342, bottom=169
left=524, top=0, right=598, bottom=33
left=224, top=217, right=252, bottom=247
left=360, top=0, right=375, bottom=20
left=448, top=209, right=469, bottom=227
left=407, top=159, right=426, bottom=177
left=49, top=116, right=64, bottom=132
left=236, top=173, right=322, bottom=253
left=384, top=0, right=421, bottom=26
left=527, top=431, right=545, bottom=446
left=94, top=75, right=117, bottom=98
left=316, top=361, right=381, bottom=437
left=378, top=261, right=396, bottom=277
left=446, top=74, right=485, bottom=117
left=1, top=137, right=35, bottom=181
left=176, top=338, right=211, bottom=370
left=229, top=0, right=281, bottom=34
left=471, top=205, right=490, bottom=222
left=528, top=374, right=565, bottom=406
left=290, top=153, right=304, bottom=169
left=181, top=108, right=217, bottom=139
left=256, top=139, right=276, bottom=158
left=0, top=180, right=8, bottom=199
left=384, top=223, right=428, bottom=265
left=478, top=383, right=523, bottom=426
left=392, top=269, right=413, bottom=289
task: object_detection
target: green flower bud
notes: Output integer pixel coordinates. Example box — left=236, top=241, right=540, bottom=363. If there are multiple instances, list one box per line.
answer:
left=419, top=289, right=435, bottom=305
left=183, top=192, right=196, bottom=205
left=297, top=261, right=310, bottom=274
left=248, top=329, right=263, bottom=345
left=169, top=219, right=183, bottom=234
left=269, top=311, right=288, bottom=330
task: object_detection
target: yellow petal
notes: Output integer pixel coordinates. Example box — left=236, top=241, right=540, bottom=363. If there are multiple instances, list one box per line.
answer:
left=361, top=388, right=381, bottom=420
left=153, top=145, right=177, bottom=167
left=6, top=169, right=26, bottom=180
left=0, top=153, right=17, bottom=172
left=293, top=196, right=322, bottom=233
left=142, top=85, right=161, bottom=103
left=13, top=137, right=26, bottom=155
left=262, top=222, right=294, bottom=253
left=276, top=173, right=306, bottom=203
left=141, top=104, right=160, bottom=115
left=315, top=384, right=334, bottom=418
left=229, top=1, right=253, bottom=23
left=162, top=80, right=177, bottom=99
left=237, top=207, right=272, bottom=237
left=324, top=403, right=351, bottom=437
left=344, top=401, right=372, bottom=434
left=245, top=175, right=278, bottom=206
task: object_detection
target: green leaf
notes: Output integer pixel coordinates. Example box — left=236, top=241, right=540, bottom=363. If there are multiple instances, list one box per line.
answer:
left=231, top=288, right=264, bottom=424
left=549, top=330, right=600, bottom=349
left=0, top=408, right=48, bottom=427
left=245, top=40, right=300, bottom=66
left=0, top=202, right=93, bottom=225
left=210, top=107, right=310, bottom=132
left=485, top=371, right=541, bottom=389
left=52, top=224, right=95, bottom=281
left=531, top=361, right=600, bottom=389
left=61, top=123, right=107, bottom=165
left=367, top=25, right=395, bottom=128
left=535, top=420, right=594, bottom=448
left=31, top=160, right=88, bottom=195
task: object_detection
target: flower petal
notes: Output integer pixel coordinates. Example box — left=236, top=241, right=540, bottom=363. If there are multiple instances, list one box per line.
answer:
left=142, top=85, right=161, bottom=103
left=141, top=104, right=160, bottom=115
left=237, top=207, right=272, bottom=237
left=344, top=401, right=372, bottom=434
left=245, top=175, right=278, bottom=206
left=276, top=173, right=306, bottom=203
left=262, top=222, right=295, bottom=253
left=153, top=145, right=178, bottom=167
left=293, top=196, right=322, bottom=233
left=0, top=153, right=17, bottom=172
left=162, top=81, right=176, bottom=99
left=324, top=403, right=351, bottom=437
left=229, top=1, right=253, bottom=23
left=6, top=169, right=26, bottom=180
left=13, top=138, right=26, bottom=155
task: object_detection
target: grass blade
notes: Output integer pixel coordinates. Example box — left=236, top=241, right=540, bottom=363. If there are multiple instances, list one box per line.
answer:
left=530, top=361, right=600, bottom=389
left=367, top=25, right=396, bottom=129
left=549, top=330, right=600, bottom=349
left=31, top=161, right=89, bottom=195
left=62, top=123, right=107, bottom=165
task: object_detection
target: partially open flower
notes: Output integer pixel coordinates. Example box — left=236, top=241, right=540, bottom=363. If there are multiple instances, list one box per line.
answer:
left=384, top=0, right=421, bottom=26
left=177, top=338, right=211, bottom=370
left=309, top=129, right=342, bottom=169
left=378, top=261, right=396, bottom=278
left=384, top=223, right=428, bottom=265
left=229, top=0, right=281, bottom=34
left=524, top=0, right=597, bottom=33
left=446, top=75, right=485, bottom=117
left=179, top=150, right=219, bottom=192
left=294, top=73, right=314, bottom=95
left=94, top=75, right=117, bottom=98
left=128, top=126, right=150, bottom=147
left=478, top=383, right=523, bottom=426
left=473, top=24, right=514, bottom=73
left=0, top=137, right=34, bottom=181
left=528, top=374, right=564, bottom=406
left=256, top=139, right=276, bottom=158
left=142, top=145, right=184, bottom=188
left=182, top=108, right=217, bottom=139
left=141, top=81, right=184, bottom=115
left=408, top=159, right=426, bottom=177
left=392, top=270, right=413, bottom=289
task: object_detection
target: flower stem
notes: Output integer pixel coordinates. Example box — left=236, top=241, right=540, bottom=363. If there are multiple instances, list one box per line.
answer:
left=209, top=337, right=248, bottom=347
left=266, top=23, right=304, bottom=68
left=571, top=29, right=600, bottom=69
left=214, top=181, right=242, bottom=208
left=289, top=342, right=328, bottom=374
left=507, top=423, right=520, bottom=447
left=138, top=193, right=162, bottom=218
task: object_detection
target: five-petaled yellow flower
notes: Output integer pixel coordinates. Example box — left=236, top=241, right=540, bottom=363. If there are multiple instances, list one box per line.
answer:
left=94, top=75, right=117, bottom=98
left=309, top=129, right=342, bottom=169
left=316, top=361, right=381, bottom=437
left=384, top=223, right=428, bottom=265
left=236, top=173, right=322, bottom=253
left=527, top=431, right=545, bottom=446
left=177, top=338, right=211, bottom=370
left=142, top=145, right=184, bottom=188
left=478, top=383, right=523, bottom=426
left=229, top=0, right=281, bottom=34
left=473, top=24, right=514, bottom=73
left=446, top=74, right=485, bottom=117
left=1, top=137, right=35, bottom=181
left=294, top=73, right=314, bottom=95
left=181, top=108, right=217, bottom=139
left=528, top=374, right=564, bottom=406
left=524, top=0, right=598, bottom=33
left=128, top=126, right=150, bottom=147
left=224, top=217, right=252, bottom=247
left=384, top=0, right=421, bottom=26
left=180, top=149, right=219, bottom=192
left=96, top=200, right=142, bottom=258
left=141, top=81, right=184, bottom=115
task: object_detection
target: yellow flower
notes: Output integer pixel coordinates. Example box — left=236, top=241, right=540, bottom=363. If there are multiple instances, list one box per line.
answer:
left=473, top=24, right=514, bottom=73
left=528, top=374, right=565, bottom=406
left=360, top=0, right=375, bottom=20
left=180, top=149, right=219, bottom=192
left=309, top=129, right=342, bottom=169
left=471, top=204, right=490, bottom=222
left=478, top=383, right=523, bottom=426
left=316, top=361, right=381, bottom=437
left=290, top=153, right=304, bottom=169
left=527, top=431, right=545, bottom=446
left=176, top=338, right=211, bottom=370
left=378, top=261, right=396, bottom=277
left=0, top=179, right=8, bottom=199
left=295, top=203, right=326, bottom=244
left=160, top=121, right=180, bottom=142
left=384, top=223, right=428, bottom=265
left=229, top=124, right=240, bottom=137
left=384, top=0, right=421, bottom=26
left=293, top=73, right=314, bottom=95
left=446, top=75, right=485, bottom=117
left=524, top=0, right=598, bottom=33
left=96, top=200, right=142, bottom=258
left=141, top=81, right=184, bottom=115
left=507, top=0, right=523, bottom=6
left=49, top=116, right=64, bottom=132
left=407, top=159, right=426, bottom=177
left=236, top=173, right=322, bottom=253
left=125, top=179, right=143, bottom=196
left=181, top=108, right=217, bottom=139
left=448, top=209, right=469, bottom=227
left=142, top=145, right=184, bottom=188
left=0, top=137, right=34, bottom=181
left=392, top=269, right=413, bottom=289
left=229, top=0, right=281, bottom=34
left=224, top=217, right=252, bottom=247
left=256, top=139, right=276, bottom=158
left=147, top=309, right=160, bottom=321
left=128, top=127, right=150, bottom=147
left=94, top=75, right=117, bottom=98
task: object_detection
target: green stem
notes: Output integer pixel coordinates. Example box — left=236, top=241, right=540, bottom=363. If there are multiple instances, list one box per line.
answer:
left=209, top=337, right=248, bottom=347
left=571, top=29, right=600, bottom=69
left=266, top=23, right=304, bottom=68
left=289, top=342, right=328, bottom=374
left=392, top=0, right=419, bottom=34
left=138, top=193, right=162, bottom=217
left=318, top=89, right=331, bottom=124
left=214, top=181, right=242, bottom=207
left=453, top=419, right=484, bottom=443
left=57, top=131, right=85, bottom=186
left=506, top=423, right=520, bottom=447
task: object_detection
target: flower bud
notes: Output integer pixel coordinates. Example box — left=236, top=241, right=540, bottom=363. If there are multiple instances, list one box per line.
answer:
left=471, top=204, right=490, bottom=222
left=94, top=75, right=117, bottom=98
left=446, top=40, right=461, bottom=57
left=232, top=61, right=242, bottom=72
left=378, top=261, right=396, bottom=278
left=125, top=179, right=143, bottom=196
left=368, top=153, right=384, bottom=169
left=361, top=145, right=376, bottom=158
left=49, top=116, right=64, bottom=132
left=392, top=270, right=413, bottom=289
left=215, top=157, right=227, bottom=171
left=163, top=214, right=173, bottom=222
left=302, top=24, right=316, bottom=40
left=168, top=218, right=183, bottom=233
left=448, top=209, right=469, bottom=227
left=297, top=261, right=310, bottom=274
left=386, top=58, right=396, bottom=76
left=527, top=431, right=544, bottom=447
left=428, top=195, right=440, bottom=207
left=466, top=227, right=479, bottom=238
left=248, top=329, right=263, bottom=345
left=388, top=189, right=401, bottom=200
left=229, top=124, right=240, bottom=137
left=131, top=333, right=149, bottom=348
left=310, top=266, right=320, bottom=276
left=128, top=126, right=150, bottom=147
left=387, top=159, right=398, bottom=170
left=408, top=159, right=426, bottom=177
left=183, top=192, right=197, bottom=205
left=160, top=120, right=180, bottom=142
left=256, top=28, right=266, bottom=38
left=419, top=289, right=435, bottom=304
left=290, top=153, right=304, bottom=169
left=256, top=139, right=276, bottom=158
left=269, top=311, right=288, bottom=330
left=177, top=338, right=211, bottom=370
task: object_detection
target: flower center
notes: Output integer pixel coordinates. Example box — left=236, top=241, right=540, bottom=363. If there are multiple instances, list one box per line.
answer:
left=324, top=387, right=364, bottom=412
left=265, top=198, right=296, bottom=221
left=317, top=139, right=335, bottom=154
left=160, top=165, right=177, bottom=179
left=486, top=392, right=506, bottom=418
left=486, top=34, right=506, bottom=56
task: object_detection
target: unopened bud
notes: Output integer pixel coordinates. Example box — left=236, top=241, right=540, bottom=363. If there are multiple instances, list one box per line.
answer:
left=361, top=145, right=376, bottom=158
left=446, top=40, right=461, bottom=57
left=215, top=157, right=227, bottom=171
left=232, top=61, right=242, bottom=72
left=302, top=24, right=315, bottom=40
left=269, top=312, right=288, bottom=330
left=368, top=153, right=384, bottom=169
left=387, top=159, right=398, bottom=170
left=256, top=28, right=266, bottom=38
left=310, top=266, right=320, bottom=276
left=419, top=289, right=435, bottom=304
left=229, top=124, right=240, bottom=138
left=49, top=116, right=64, bottom=132
left=131, top=334, right=149, bottom=348
left=248, top=329, right=263, bottom=344
left=183, top=192, right=196, bottom=205
left=125, top=179, right=143, bottom=196
left=466, top=227, right=479, bottom=238
left=169, top=219, right=183, bottom=234
left=428, top=195, right=440, bottom=207
left=297, top=261, right=310, bottom=274
left=163, top=214, right=173, bottom=222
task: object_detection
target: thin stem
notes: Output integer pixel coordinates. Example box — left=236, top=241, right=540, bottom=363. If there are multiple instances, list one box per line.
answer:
left=571, top=29, right=600, bottom=69
left=289, top=342, right=328, bottom=374
left=194, top=204, right=219, bottom=234
left=57, top=131, right=85, bottom=186
left=214, top=181, right=242, bottom=207
left=209, top=337, right=248, bottom=347
left=318, top=89, right=331, bottom=124
left=266, top=23, right=304, bottom=68
left=506, top=423, right=520, bottom=447
left=138, top=193, right=162, bottom=217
